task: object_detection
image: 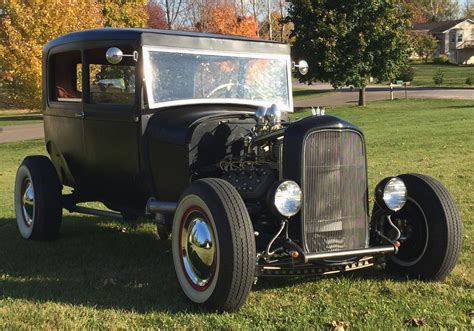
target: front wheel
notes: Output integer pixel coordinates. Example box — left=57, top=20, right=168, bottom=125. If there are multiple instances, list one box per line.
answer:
left=171, top=178, right=255, bottom=312
left=372, top=173, right=462, bottom=280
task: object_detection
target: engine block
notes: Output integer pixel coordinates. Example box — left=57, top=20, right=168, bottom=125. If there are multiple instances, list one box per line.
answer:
left=221, top=167, right=277, bottom=201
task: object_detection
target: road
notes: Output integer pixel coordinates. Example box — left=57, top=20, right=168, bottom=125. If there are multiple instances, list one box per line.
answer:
left=0, top=86, right=473, bottom=143
left=0, top=123, right=44, bottom=144
left=293, top=83, right=474, bottom=108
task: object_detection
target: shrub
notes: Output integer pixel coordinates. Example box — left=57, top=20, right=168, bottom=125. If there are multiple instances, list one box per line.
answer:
left=433, top=55, right=449, bottom=64
left=433, top=69, right=444, bottom=86
left=396, top=66, right=415, bottom=82
left=466, top=76, right=473, bottom=86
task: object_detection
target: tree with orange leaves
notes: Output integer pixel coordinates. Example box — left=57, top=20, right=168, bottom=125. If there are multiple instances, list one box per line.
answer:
left=0, top=0, right=103, bottom=109
left=207, top=3, right=258, bottom=38
left=146, top=1, right=168, bottom=29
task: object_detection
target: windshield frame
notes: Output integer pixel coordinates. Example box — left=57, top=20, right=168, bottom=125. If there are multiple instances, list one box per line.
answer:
left=142, top=45, right=294, bottom=112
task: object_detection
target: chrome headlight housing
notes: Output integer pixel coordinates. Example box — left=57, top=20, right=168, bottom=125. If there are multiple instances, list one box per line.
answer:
left=269, top=180, right=303, bottom=218
left=375, top=177, right=407, bottom=212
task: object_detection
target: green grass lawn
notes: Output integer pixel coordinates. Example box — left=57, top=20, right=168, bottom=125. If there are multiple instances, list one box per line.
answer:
left=0, top=99, right=473, bottom=328
left=410, top=64, right=474, bottom=88
left=0, top=110, right=42, bottom=127
left=292, top=87, right=334, bottom=101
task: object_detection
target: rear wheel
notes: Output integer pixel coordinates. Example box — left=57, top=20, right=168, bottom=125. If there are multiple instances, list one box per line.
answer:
left=171, top=178, right=255, bottom=312
left=14, top=156, right=62, bottom=240
left=372, top=174, right=462, bottom=280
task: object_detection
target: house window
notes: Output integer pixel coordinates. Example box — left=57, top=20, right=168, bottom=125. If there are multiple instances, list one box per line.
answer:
left=451, top=34, right=456, bottom=42
left=457, top=33, right=463, bottom=42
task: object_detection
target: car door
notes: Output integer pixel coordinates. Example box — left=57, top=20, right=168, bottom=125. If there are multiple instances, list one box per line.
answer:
left=81, top=45, right=141, bottom=204
left=43, top=48, right=86, bottom=188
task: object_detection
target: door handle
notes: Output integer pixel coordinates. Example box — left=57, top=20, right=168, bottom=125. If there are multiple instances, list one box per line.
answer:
left=74, top=111, right=85, bottom=119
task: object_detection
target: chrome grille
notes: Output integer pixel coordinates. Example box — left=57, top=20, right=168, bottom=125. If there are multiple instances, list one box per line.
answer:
left=302, top=130, right=368, bottom=253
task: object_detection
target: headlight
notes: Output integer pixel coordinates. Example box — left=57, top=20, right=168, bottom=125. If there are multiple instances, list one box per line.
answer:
left=375, top=177, right=407, bottom=212
left=269, top=180, right=303, bottom=218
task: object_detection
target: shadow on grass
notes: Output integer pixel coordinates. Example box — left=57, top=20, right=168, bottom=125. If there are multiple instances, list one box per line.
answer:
left=0, top=216, right=200, bottom=313
left=444, top=105, right=474, bottom=109
left=253, top=263, right=401, bottom=293
left=0, top=216, right=407, bottom=313
left=0, top=114, right=42, bottom=124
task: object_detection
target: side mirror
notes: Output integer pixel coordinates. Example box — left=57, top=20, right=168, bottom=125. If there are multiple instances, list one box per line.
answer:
left=106, top=47, right=138, bottom=64
left=106, top=47, right=124, bottom=64
left=292, top=60, right=309, bottom=75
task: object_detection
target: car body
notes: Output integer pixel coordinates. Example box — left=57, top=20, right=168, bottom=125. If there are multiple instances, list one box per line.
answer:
left=14, top=28, right=462, bottom=312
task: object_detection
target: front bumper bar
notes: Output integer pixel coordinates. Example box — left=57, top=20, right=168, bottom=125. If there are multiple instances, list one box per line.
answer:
left=302, top=245, right=396, bottom=263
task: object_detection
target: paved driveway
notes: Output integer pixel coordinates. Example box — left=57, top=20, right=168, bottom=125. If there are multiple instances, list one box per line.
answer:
left=0, top=123, right=44, bottom=144
left=294, top=84, right=474, bottom=108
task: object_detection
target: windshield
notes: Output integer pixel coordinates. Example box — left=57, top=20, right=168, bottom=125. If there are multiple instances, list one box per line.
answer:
left=143, top=47, right=291, bottom=111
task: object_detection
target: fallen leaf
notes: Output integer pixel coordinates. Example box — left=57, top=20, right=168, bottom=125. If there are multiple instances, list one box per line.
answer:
left=404, top=318, right=425, bottom=327
left=329, top=320, right=350, bottom=330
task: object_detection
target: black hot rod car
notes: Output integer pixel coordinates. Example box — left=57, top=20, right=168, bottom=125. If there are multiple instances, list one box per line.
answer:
left=14, top=28, right=462, bottom=312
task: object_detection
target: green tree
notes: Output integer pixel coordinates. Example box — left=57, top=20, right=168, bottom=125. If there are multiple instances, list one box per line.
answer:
left=0, top=0, right=103, bottom=109
left=288, top=0, right=411, bottom=106
left=413, top=33, right=438, bottom=63
left=100, top=0, right=148, bottom=28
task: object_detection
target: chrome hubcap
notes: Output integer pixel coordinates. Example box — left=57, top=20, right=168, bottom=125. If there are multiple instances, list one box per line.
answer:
left=21, top=178, right=35, bottom=227
left=180, top=210, right=216, bottom=288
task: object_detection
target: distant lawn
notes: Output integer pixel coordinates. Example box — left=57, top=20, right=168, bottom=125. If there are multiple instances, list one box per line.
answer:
left=292, top=87, right=333, bottom=100
left=0, top=109, right=42, bottom=127
left=410, top=64, right=474, bottom=88
left=0, top=99, right=472, bottom=328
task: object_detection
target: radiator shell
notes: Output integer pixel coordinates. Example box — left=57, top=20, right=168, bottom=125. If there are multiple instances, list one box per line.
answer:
left=282, top=115, right=369, bottom=253
left=301, top=129, right=369, bottom=253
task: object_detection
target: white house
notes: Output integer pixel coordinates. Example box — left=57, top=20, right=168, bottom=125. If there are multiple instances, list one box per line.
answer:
left=412, top=19, right=474, bottom=64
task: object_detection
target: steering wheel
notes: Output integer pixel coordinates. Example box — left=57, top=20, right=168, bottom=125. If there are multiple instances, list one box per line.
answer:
left=207, top=82, right=246, bottom=98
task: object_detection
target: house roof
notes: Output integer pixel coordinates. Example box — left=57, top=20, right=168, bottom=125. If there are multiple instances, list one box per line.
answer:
left=412, top=19, right=467, bottom=33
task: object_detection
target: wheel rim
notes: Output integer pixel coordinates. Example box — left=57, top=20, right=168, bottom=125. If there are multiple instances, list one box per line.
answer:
left=21, top=178, right=35, bottom=228
left=179, top=207, right=216, bottom=290
left=390, top=197, right=429, bottom=267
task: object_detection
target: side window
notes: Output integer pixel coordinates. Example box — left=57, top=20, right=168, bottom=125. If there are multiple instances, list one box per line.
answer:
left=86, top=47, right=136, bottom=105
left=457, top=33, right=463, bottom=42
left=89, top=64, right=135, bottom=104
left=50, top=51, right=82, bottom=102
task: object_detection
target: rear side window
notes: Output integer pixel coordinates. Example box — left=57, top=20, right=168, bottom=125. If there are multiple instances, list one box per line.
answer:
left=49, top=51, right=82, bottom=102
left=86, top=47, right=136, bottom=105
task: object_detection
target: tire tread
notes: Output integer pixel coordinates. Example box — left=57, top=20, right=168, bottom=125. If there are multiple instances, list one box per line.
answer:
left=203, top=178, right=255, bottom=311
left=379, top=173, right=462, bottom=280
left=405, top=174, right=461, bottom=280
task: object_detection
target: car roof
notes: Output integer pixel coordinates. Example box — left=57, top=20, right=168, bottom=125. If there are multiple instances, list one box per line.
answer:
left=44, top=28, right=290, bottom=55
